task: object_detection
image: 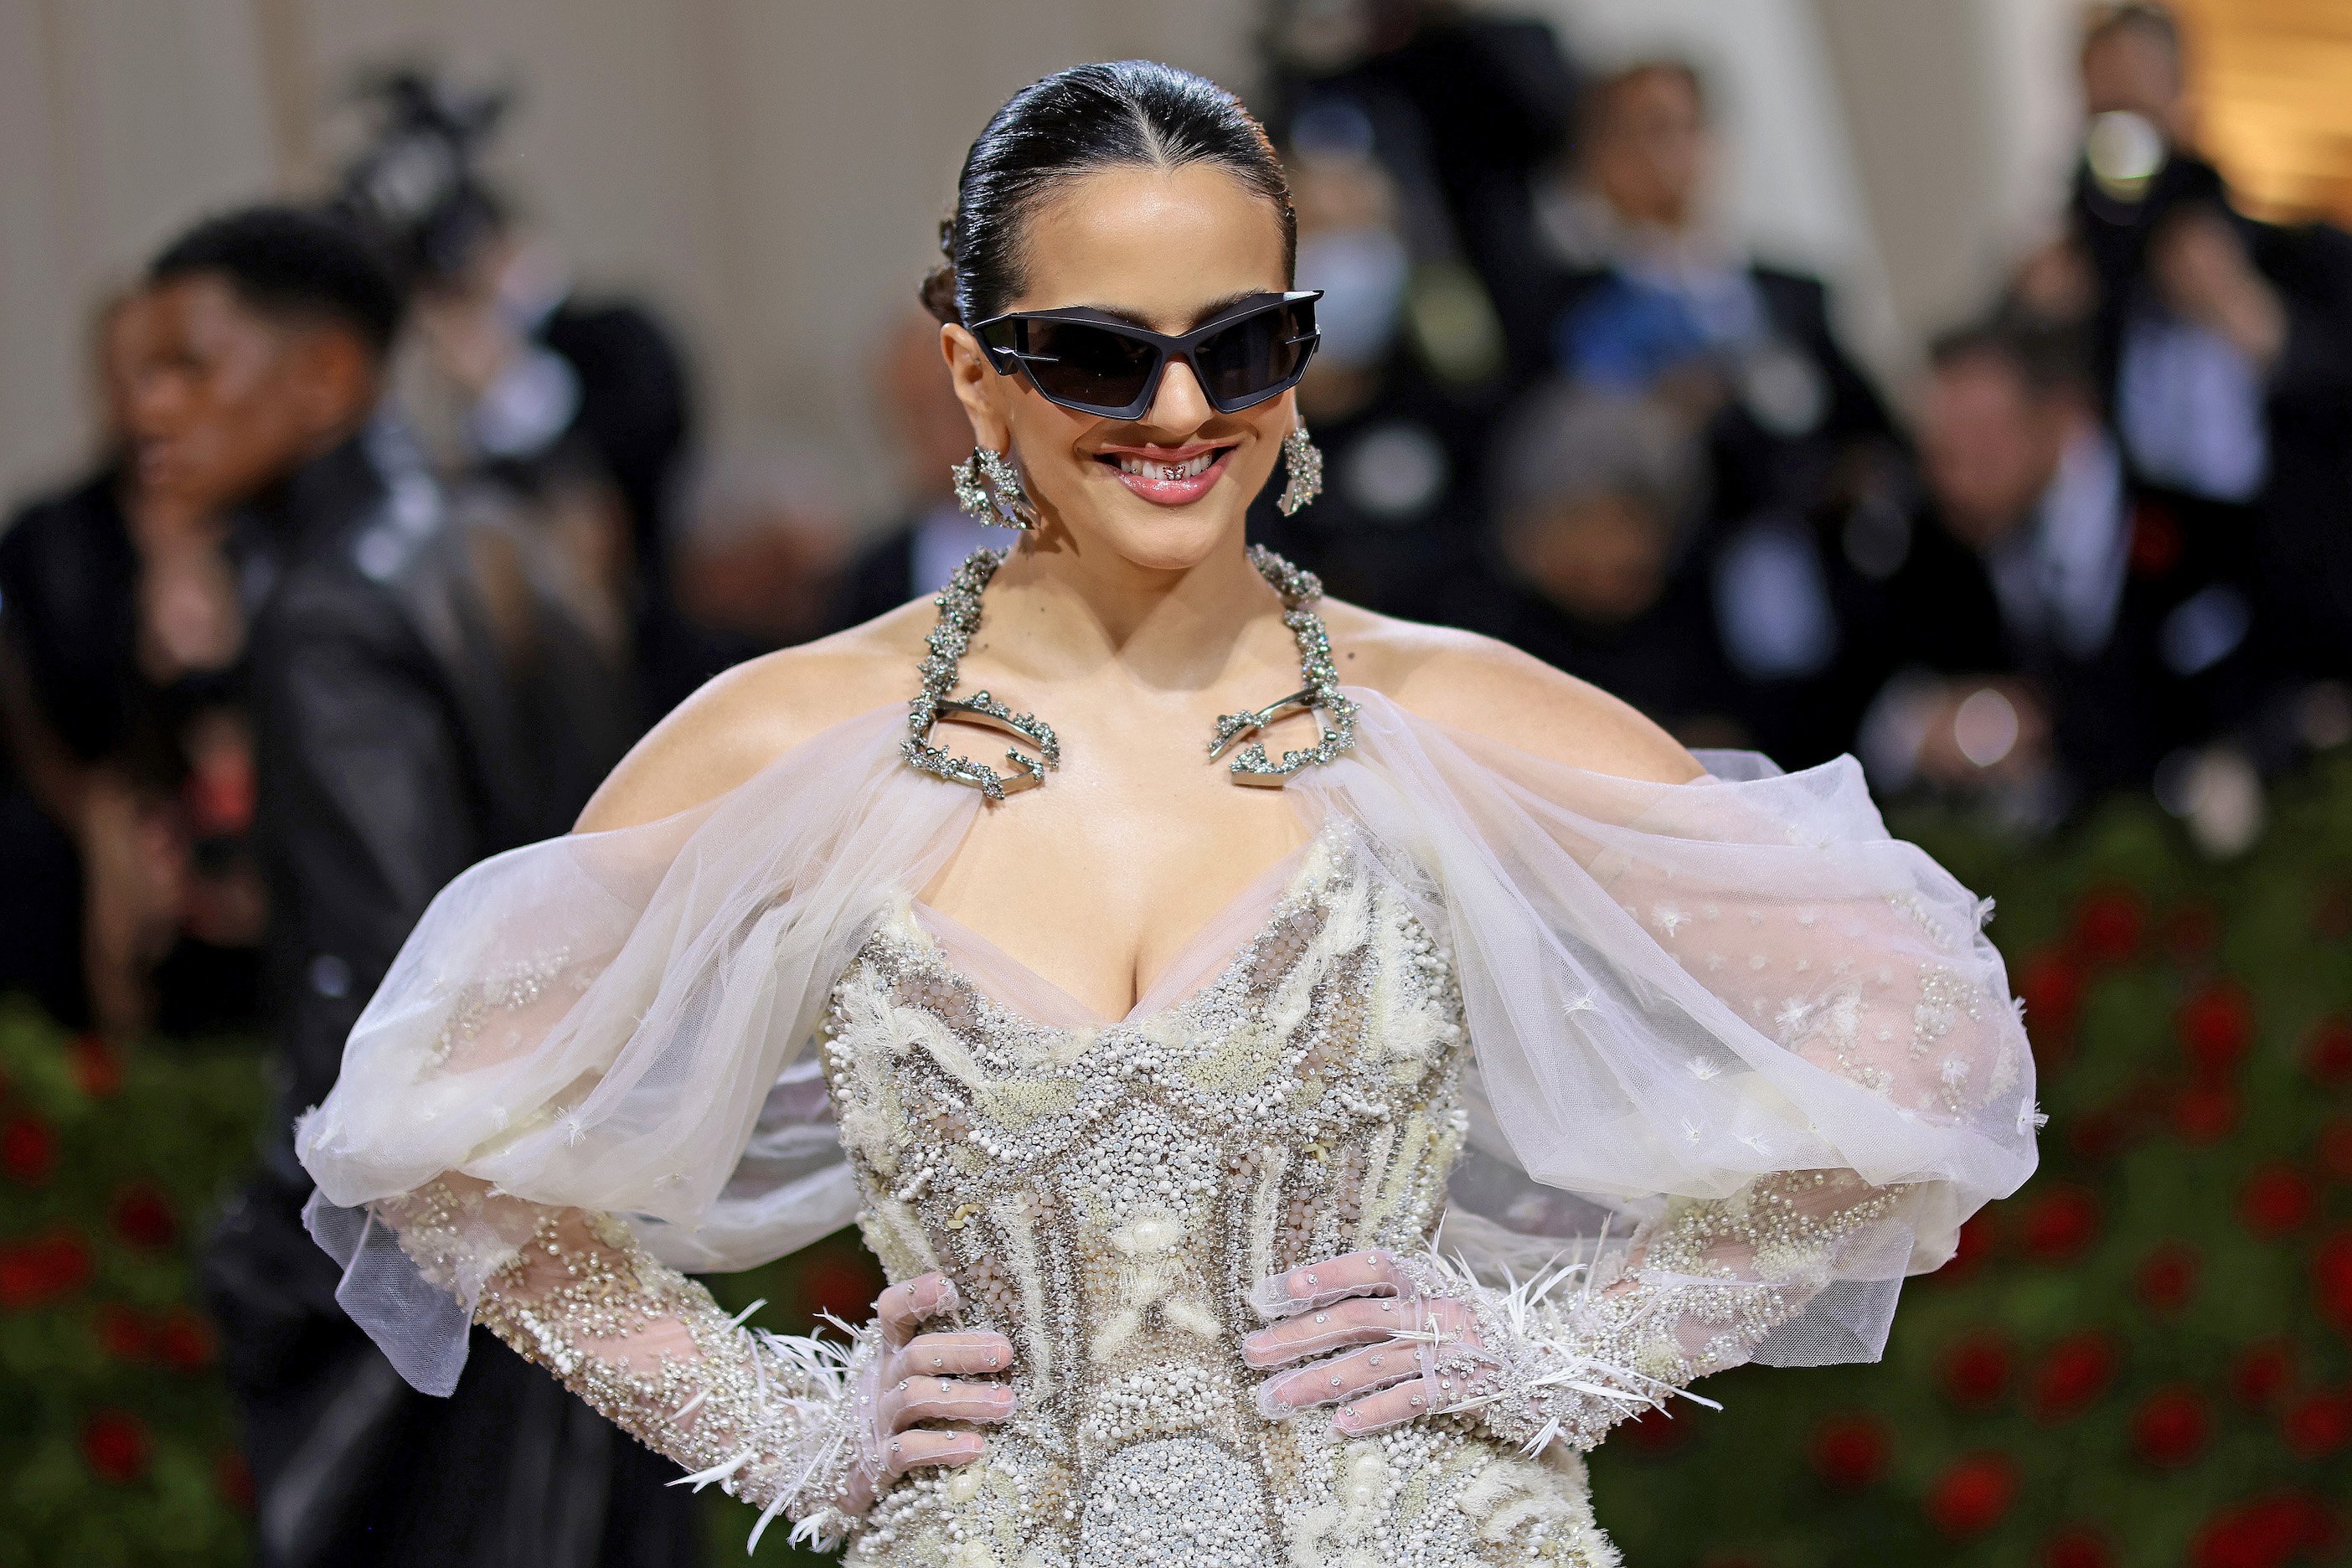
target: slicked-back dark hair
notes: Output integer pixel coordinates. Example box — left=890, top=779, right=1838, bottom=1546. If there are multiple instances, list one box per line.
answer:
left=151, top=204, right=405, bottom=358
left=921, top=60, right=1296, bottom=327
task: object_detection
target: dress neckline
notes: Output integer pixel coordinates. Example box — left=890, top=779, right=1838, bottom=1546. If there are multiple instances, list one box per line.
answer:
left=904, top=828, right=1334, bottom=1031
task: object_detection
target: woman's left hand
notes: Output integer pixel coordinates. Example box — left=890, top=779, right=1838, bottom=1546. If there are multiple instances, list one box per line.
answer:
left=1240, top=1250, right=1503, bottom=1436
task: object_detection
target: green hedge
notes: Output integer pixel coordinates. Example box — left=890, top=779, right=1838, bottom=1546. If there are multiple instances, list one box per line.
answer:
left=3, top=756, right=2347, bottom=1566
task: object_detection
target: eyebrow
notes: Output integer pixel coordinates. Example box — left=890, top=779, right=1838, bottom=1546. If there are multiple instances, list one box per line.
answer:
left=1067, top=290, right=1271, bottom=333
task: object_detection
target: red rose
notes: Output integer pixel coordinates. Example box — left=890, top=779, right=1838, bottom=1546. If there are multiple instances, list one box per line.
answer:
left=0, top=1230, right=94, bottom=1309
left=68, top=1033, right=124, bottom=1099
left=2231, top=1339, right=2296, bottom=1409
left=2189, top=1494, right=2336, bottom=1568
left=2072, top=887, right=2145, bottom=963
left=80, top=1409, right=151, bottom=1483
left=1937, top=1331, right=2013, bottom=1410
left=2066, top=1106, right=2128, bottom=1164
left=2316, top=1231, right=2352, bottom=1334
left=1925, top=1451, right=2019, bottom=1535
left=2179, top=983, right=2255, bottom=1078
left=2019, top=1184, right=2102, bottom=1261
left=152, top=1307, right=217, bottom=1371
left=2044, top=1524, right=2112, bottom=1568
left=2173, top=1082, right=2240, bottom=1145
left=2134, top=1242, right=2200, bottom=1315
left=2019, top=949, right=2086, bottom=1039
left=1807, top=1412, right=1890, bottom=1489
left=2307, top=1017, right=2352, bottom=1088
left=0, top=1114, right=59, bottom=1184
left=2031, top=1332, right=2121, bottom=1422
left=2282, top=1389, right=2352, bottom=1457
left=2319, top=1118, right=2352, bottom=1184
left=2131, top=1385, right=2211, bottom=1467
left=2240, top=1164, right=2316, bottom=1237
left=92, top=1302, right=149, bottom=1361
left=110, top=1182, right=178, bottom=1251
left=215, top=1448, right=254, bottom=1514
left=2162, top=904, right=2220, bottom=962
left=1617, top=1406, right=1690, bottom=1455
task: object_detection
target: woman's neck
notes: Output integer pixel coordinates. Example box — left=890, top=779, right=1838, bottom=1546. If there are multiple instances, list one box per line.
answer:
left=978, top=531, right=1281, bottom=694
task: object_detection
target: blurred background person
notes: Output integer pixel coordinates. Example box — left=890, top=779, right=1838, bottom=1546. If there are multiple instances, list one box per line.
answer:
left=337, top=68, right=701, bottom=710
left=1266, top=0, right=1578, bottom=369
left=1531, top=57, right=1904, bottom=766
left=124, top=205, right=694, bottom=1568
left=1850, top=318, right=2267, bottom=820
left=672, top=443, right=849, bottom=650
left=828, top=308, right=1020, bottom=626
left=2009, top=3, right=2352, bottom=684
left=0, top=286, right=266, bottom=1039
left=1245, top=98, right=1501, bottom=617
left=1442, top=382, right=1741, bottom=747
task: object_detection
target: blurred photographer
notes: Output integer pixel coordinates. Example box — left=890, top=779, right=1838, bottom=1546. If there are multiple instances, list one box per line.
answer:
left=2011, top=4, right=2352, bottom=679
left=338, top=69, right=699, bottom=706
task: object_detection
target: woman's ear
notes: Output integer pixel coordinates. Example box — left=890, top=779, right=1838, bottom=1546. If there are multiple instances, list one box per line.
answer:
left=941, top=322, right=1008, bottom=451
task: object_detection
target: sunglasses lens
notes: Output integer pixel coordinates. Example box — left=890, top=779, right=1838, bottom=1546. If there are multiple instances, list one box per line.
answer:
left=1018, top=319, right=1160, bottom=410
left=1196, top=301, right=1314, bottom=409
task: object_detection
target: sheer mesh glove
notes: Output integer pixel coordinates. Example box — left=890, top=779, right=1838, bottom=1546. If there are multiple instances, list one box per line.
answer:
left=1243, top=1247, right=1682, bottom=1453
left=388, top=1180, right=1014, bottom=1550
left=1244, top=1174, right=1906, bottom=1454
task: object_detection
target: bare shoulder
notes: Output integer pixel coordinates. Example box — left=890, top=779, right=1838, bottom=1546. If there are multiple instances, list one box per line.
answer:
left=1321, top=601, right=1704, bottom=783
left=575, top=601, right=929, bottom=832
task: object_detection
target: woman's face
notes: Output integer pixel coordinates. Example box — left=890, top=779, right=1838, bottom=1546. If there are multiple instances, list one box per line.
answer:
left=942, top=162, right=1294, bottom=575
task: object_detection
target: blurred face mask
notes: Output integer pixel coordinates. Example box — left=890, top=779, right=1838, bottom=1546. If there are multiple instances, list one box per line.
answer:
left=1295, top=227, right=1409, bottom=370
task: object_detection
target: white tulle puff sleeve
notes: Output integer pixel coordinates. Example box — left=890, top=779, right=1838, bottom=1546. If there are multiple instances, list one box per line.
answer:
left=1293, top=692, right=2040, bottom=1380
left=293, top=709, right=971, bottom=1509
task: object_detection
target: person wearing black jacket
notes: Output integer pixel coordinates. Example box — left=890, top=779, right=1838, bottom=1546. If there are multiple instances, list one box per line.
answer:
left=130, top=206, right=693, bottom=1568
left=1848, top=320, right=2267, bottom=815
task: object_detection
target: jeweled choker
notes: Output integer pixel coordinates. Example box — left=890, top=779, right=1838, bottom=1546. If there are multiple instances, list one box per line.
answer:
left=902, top=544, right=1359, bottom=801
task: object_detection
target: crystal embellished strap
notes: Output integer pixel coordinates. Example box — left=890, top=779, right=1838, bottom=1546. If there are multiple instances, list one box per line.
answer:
left=900, top=543, right=1355, bottom=797
left=390, top=1181, right=878, bottom=1552
left=1210, top=545, right=1359, bottom=786
left=903, top=549, right=1060, bottom=802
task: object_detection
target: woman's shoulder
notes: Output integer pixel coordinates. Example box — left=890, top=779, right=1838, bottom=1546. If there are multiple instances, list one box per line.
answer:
left=1321, top=601, right=1704, bottom=783
left=575, top=601, right=931, bottom=832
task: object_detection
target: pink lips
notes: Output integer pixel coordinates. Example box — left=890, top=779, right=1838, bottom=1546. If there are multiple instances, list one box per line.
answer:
left=1098, top=443, right=1235, bottom=507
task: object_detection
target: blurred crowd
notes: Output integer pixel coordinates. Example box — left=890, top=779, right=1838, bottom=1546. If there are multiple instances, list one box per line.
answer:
left=0, top=4, right=2344, bottom=1561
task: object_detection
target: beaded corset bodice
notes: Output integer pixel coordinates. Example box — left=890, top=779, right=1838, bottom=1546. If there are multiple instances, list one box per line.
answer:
left=817, top=825, right=1617, bottom=1567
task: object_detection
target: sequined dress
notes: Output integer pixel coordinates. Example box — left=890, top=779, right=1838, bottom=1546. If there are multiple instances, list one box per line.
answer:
left=821, top=825, right=1625, bottom=1565
left=295, top=697, right=2040, bottom=1568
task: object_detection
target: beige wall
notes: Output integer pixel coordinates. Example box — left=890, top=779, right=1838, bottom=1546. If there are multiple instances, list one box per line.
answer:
left=0, top=0, right=2082, bottom=513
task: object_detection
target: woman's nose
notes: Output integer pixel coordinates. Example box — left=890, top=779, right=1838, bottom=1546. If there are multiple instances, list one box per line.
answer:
left=1145, top=357, right=1214, bottom=434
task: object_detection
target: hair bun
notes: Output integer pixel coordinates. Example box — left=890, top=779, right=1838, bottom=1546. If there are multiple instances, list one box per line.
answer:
left=918, top=262, right=960, bottom=325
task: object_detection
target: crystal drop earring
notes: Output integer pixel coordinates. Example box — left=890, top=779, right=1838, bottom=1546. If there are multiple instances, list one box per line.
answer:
left=1277, top=420, right=1323, bottom=517
left=952, top=446, right=1039, bottom=531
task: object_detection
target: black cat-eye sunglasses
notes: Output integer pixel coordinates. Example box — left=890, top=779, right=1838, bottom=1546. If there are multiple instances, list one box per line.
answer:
left=971, top=291, right=1322, bottom=419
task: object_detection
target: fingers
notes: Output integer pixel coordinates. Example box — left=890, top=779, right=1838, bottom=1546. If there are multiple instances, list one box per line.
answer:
left=1333, top=1354, right=1510, bottom=1436
left=1255, top=1341, right=1423, bottom=1417
left=1240, top=1295, right=1416, bottom=1369
left=1248, top=1250, right=1409, bottom=1320
left=875, top=1271, right=960, bottom=1346
left=882, top=1374, right=1018, bottom=1431
left=891, top=1330, right=1014, bottom=1378
left=1330, top=1377, right=1436, bottom=1436
left=882, top=1427, right=985, bottom=1478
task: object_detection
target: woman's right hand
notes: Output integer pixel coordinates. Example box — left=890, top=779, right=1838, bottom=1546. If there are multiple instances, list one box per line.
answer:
left=837, top=1271, right=1018, bottom=1514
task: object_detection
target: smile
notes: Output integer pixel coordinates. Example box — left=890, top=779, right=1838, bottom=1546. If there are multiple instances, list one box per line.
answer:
left=1094, top=441, right=1237, bottom=506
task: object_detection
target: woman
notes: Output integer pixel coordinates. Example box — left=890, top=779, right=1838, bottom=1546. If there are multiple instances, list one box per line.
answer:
left=299, top=63, right=2036, bottom=1565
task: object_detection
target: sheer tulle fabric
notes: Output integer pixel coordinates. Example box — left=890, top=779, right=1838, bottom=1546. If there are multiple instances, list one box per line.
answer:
left=299, top=690, right=2035, bottom=1394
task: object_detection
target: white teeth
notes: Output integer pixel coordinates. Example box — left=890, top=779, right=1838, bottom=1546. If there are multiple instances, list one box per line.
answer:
left=1115, top=451, right=1215, bottom=482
